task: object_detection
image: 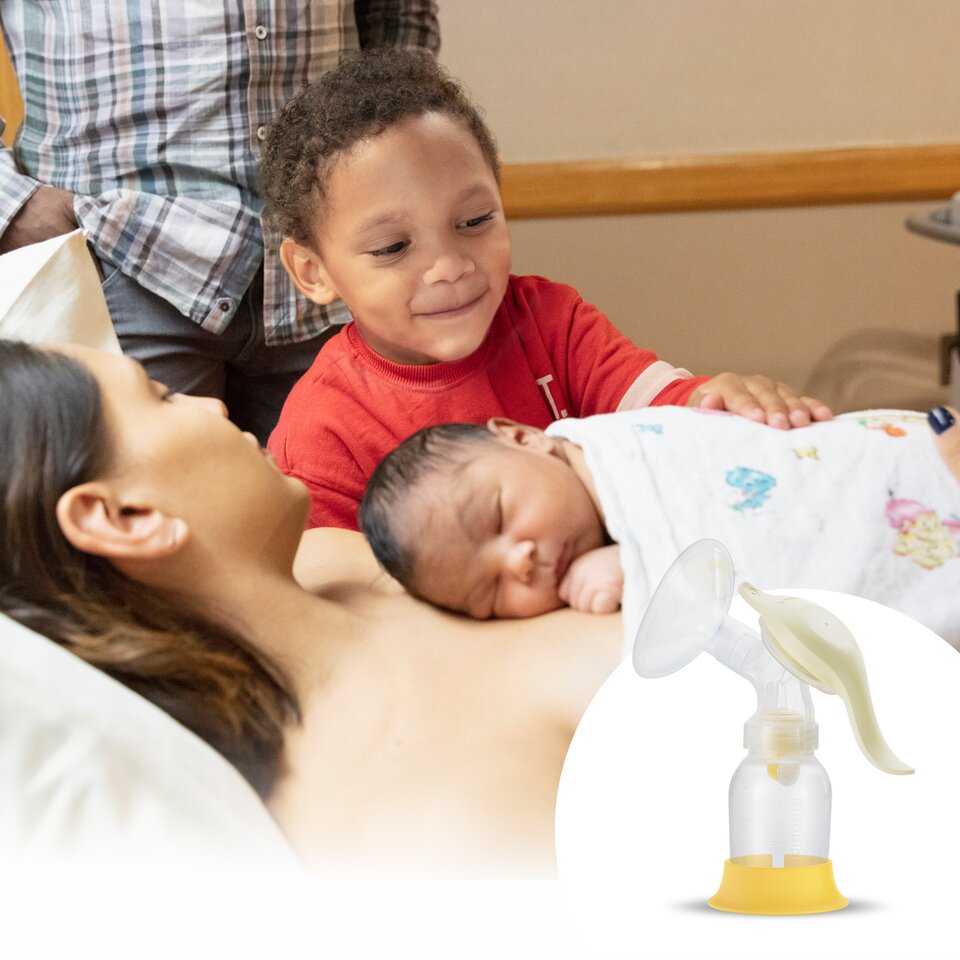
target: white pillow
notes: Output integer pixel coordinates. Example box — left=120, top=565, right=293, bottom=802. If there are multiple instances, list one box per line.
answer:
left=0, top=229, right=121, bottom=352
left=0, top=234, right=295, bottom=868
left=0, top=612, right=298, bottom=869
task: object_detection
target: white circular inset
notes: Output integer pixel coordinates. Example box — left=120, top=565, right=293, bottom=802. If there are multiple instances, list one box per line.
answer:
left=558, top=591, right=958, bottom=959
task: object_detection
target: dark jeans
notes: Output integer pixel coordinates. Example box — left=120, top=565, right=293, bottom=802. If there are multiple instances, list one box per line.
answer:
left=99, top=261, right=338, bottom=443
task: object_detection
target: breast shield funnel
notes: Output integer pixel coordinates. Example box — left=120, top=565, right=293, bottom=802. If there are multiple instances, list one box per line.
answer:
left=632, top=539, right=912, bottom=915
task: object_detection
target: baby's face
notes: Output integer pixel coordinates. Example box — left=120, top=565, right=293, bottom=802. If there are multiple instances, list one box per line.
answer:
left=407, top=438, right=605, bottom=618
left=312, top=112, right=511, bottom=365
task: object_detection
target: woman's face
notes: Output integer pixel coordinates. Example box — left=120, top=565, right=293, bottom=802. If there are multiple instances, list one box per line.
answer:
left=60, top=345, right=310, bottom=562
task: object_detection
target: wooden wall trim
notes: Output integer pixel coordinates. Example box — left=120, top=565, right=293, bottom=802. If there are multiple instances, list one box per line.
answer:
left=500, top=143, right=960, bottom=219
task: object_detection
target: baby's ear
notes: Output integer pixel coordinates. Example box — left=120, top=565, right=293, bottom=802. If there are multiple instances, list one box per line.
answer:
left=487, top=417, right=553, bottom=453
left=279, top=238, right=339, bottom=305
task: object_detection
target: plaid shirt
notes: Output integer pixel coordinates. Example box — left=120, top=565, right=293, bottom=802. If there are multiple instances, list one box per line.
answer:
left=0, top=1, right=439, bottom=345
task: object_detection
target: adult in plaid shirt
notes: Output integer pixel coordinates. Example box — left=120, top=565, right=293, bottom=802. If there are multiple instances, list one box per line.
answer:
left=0, top=2, right=440, bottom=441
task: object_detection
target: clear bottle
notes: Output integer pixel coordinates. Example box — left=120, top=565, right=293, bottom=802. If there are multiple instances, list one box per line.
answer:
left=728, top=711, right=832, bottom=867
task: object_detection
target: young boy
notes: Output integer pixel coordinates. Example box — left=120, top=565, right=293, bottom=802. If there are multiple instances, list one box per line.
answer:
left=358, top=407, right=960, bottom=649
left=263, top=49, right=832, bottom=530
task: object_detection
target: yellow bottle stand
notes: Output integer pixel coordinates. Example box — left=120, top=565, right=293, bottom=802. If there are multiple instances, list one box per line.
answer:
left=709, top=857, right=847, bottom=916
left=632, top=540, right=912, bottom=916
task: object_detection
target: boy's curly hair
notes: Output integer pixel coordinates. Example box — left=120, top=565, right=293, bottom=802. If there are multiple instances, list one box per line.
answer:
left=261, top=48, right=500, bottom=246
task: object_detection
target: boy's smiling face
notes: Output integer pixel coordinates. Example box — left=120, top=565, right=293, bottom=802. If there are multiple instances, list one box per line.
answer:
left=288, top=111, right=511, bottom=365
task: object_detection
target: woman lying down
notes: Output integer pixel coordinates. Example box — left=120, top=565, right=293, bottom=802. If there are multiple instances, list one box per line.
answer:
left=359, top=406, right=960, bottom=649
left=0, top=341, right=622, bottom=874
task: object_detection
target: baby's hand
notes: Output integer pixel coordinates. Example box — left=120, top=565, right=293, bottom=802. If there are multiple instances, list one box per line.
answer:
left=687, top=373, right=832, bottom=430
left=558, top=544, right=623, bottom=614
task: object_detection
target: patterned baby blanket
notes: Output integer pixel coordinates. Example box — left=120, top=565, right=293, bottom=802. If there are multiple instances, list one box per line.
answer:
left=548, top=407, right=960, bottom=649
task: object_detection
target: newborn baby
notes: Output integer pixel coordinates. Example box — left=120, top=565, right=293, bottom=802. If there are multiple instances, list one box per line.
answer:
left=359, top=407, right=960, bottom=647
left=360, top=418, right=619, bottom=619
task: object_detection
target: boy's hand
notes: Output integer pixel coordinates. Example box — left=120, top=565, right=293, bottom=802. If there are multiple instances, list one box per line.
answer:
left=687, top=373, right=832, bottom=430
left=558, top=544, right=623, bottom=614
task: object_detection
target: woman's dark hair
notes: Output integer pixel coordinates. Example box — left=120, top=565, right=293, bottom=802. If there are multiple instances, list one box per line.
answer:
left=0, top=340, right=298, bottom=798
left=358, top=421, right=494, bottom=595
left=261, top=47, right=500, bottom=245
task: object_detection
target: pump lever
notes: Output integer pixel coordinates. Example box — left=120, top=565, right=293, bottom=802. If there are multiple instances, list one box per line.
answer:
left=740, top=585, right=914, bottom=776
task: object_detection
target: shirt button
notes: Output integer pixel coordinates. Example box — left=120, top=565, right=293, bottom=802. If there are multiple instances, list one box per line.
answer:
left=218, top=300, right=231, bottom=312
left=255, top=25, right=268, bottom=40
left=257, top=125, right=268, bottom=141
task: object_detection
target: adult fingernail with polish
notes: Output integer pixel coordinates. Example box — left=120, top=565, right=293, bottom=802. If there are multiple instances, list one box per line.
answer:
left=928, top=406, right=956, bottom=435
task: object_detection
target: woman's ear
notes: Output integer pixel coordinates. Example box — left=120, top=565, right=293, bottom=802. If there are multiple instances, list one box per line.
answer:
left=279, top=237, right=339, bottom=305
left=487, top=417, right=554, bottom=453
left=56, top=483, right=190, bottom=559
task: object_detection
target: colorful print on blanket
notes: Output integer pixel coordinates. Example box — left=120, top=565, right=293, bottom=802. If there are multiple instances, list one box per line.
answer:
left=865, top=415, right=960, bottom=571
left=887, top=497, right=960, bottom=570
left=725, top=467, right=777, bottom=512
left=547, top=406, right=960, bottom=649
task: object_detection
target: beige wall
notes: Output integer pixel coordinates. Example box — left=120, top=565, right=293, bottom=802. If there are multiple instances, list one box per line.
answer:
left=443, top=0, right=960, bottom=159
left=440, top=1, right=960, bottom=409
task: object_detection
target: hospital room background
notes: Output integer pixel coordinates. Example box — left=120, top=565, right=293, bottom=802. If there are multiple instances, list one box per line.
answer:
left=4, top=0, right=958, bottom=412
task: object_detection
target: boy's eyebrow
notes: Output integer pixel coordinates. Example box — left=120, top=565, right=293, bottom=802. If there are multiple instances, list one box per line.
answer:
left=353, top=211, right=406, bottom=236
left=353, top=183, right=499, bottom=238
left=454, top=182, right=498, bottom=204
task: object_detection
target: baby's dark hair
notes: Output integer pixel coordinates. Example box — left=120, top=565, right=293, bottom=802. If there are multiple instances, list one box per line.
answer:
left=359, top=422, right=495, bottom=594
left=261, top=48, right=500, bottom=246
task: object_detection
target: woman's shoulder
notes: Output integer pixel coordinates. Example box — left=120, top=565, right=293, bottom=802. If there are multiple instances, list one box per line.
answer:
left=294, top=528, right=386, bottom=591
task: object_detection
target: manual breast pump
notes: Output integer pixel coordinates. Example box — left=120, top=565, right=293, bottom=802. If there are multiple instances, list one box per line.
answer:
left=632, top=539, right=912, bottom=915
